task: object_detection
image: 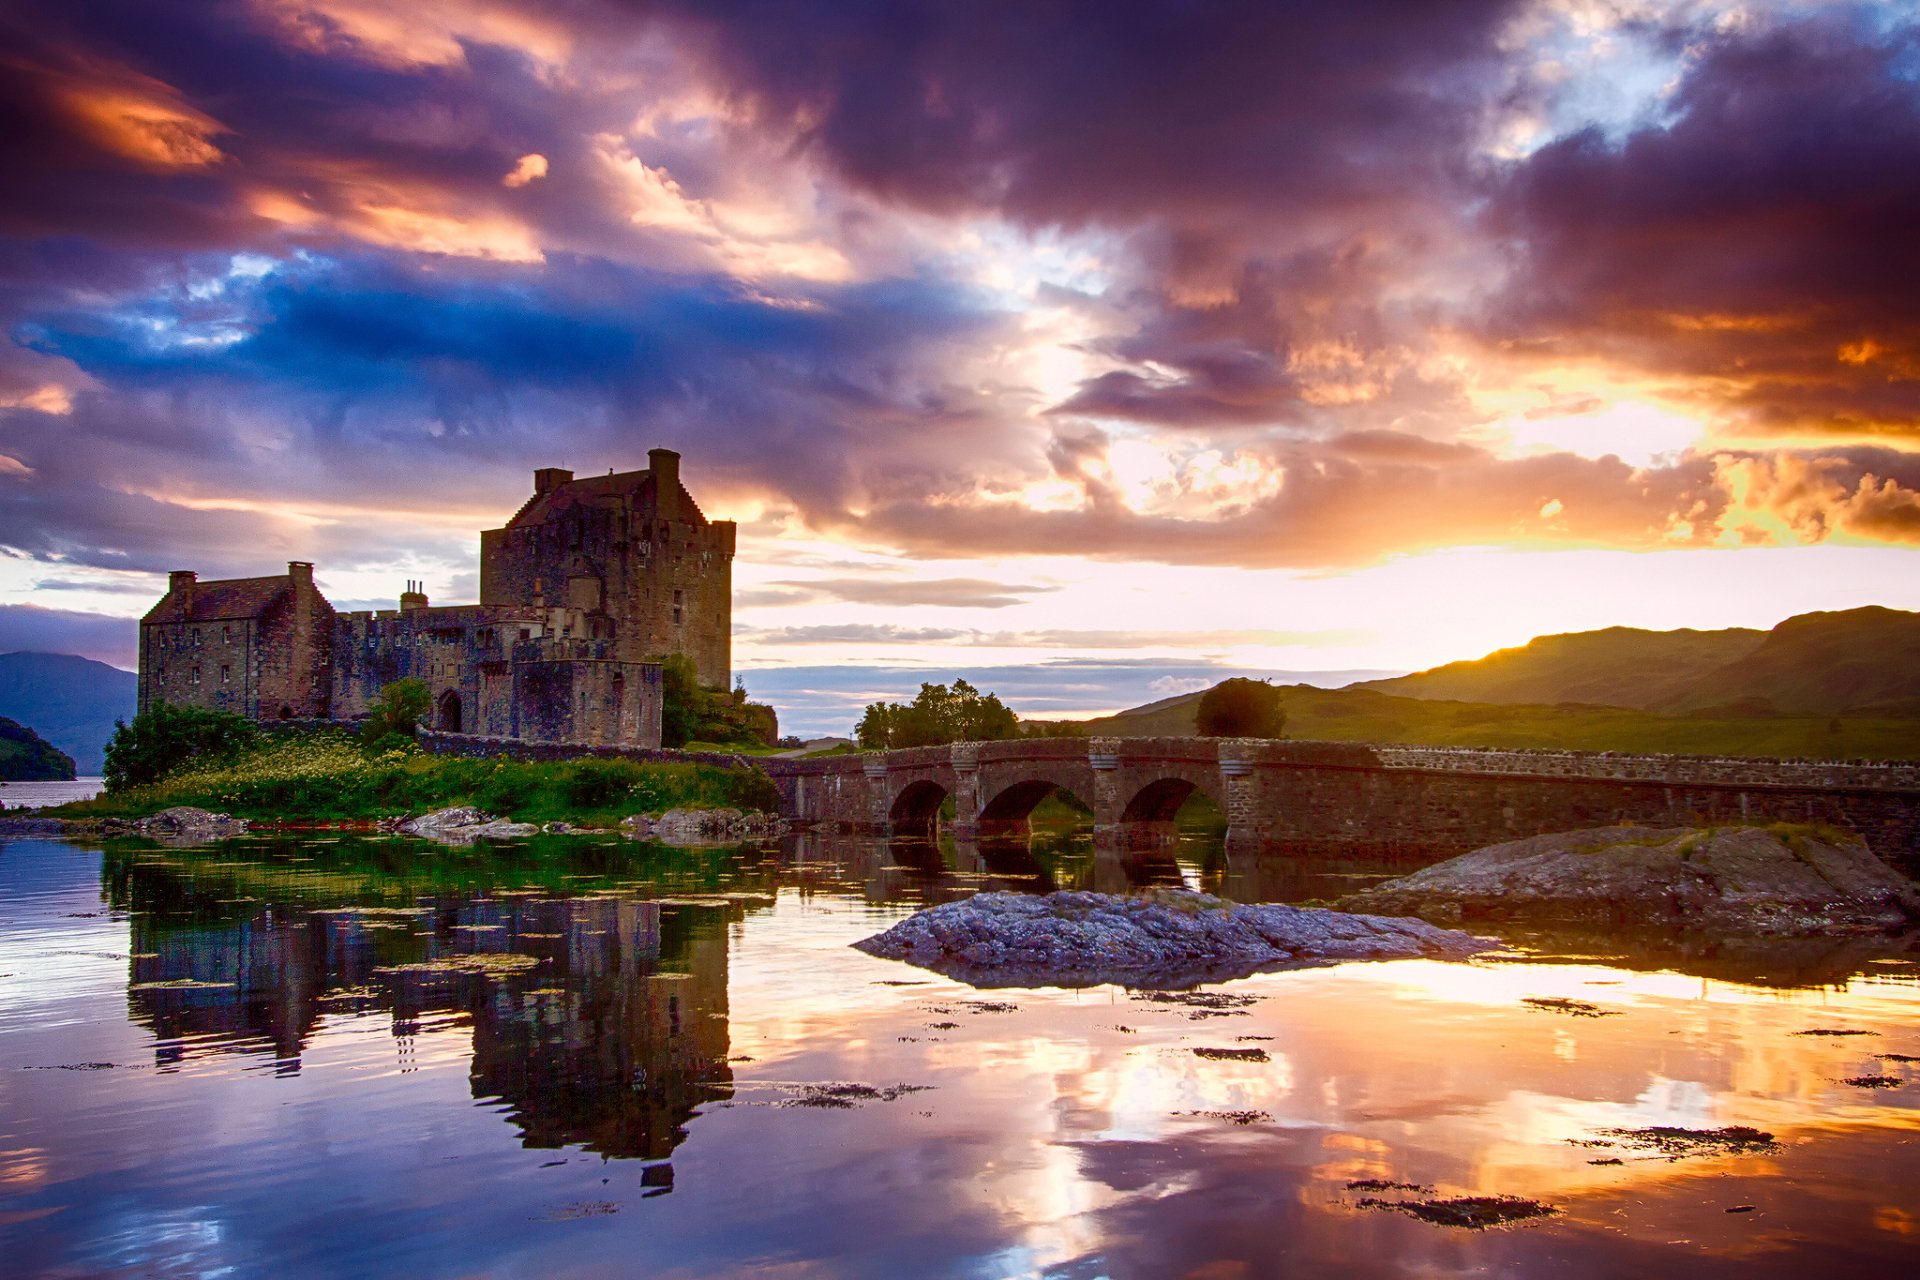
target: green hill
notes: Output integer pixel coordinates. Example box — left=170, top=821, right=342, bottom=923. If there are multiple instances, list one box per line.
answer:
left=0, top=715, right=77, bottom=781
left=1352, top=626, right=1763, bottom=710
left=1668, top=607, right=1920, bottom=715
left=1085, top=683, right=1920, bottom=760
left=0, top=651, right=138, bottom=775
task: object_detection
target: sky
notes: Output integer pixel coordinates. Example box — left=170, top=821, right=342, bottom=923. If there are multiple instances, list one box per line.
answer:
left=2, top=0, right=1918, bottom=737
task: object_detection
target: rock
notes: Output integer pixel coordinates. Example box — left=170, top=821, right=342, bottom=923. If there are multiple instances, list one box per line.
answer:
left=1338, top=825, right=1920, bottom=935
left=853, top=889, right=1493, bottom=989
left=135, top=806, right=250, bottom=841
left=396, top=807, right=536, bottom=845
left=623, top=807, right=786, bottom=845
left=0, top=815, right=70, bottom=835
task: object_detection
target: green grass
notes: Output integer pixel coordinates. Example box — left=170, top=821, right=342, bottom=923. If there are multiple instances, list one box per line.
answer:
left=51, top=733, right=781, bottom=824
left=1091, top=684, right=1920, bottom=760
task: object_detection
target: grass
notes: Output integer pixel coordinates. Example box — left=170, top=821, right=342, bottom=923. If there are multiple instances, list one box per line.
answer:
left=1092, top=683, right=1920, bottom=760
left=52, top=732, right=781, bottom=824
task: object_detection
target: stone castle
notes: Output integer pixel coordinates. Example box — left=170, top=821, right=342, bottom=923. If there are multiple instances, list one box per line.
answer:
left=138, top=449, right=732, bottom=748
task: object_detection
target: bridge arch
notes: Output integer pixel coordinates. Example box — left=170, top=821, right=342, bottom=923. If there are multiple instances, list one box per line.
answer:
left=1120, top=776, right=1221, bottom=823
left=977, top=776, right=1095, bottom=837
left=889, top=780, right=949, bottom=836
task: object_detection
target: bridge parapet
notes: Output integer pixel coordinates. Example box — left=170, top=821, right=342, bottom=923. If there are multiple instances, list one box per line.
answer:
left=1374, top=745, right=1920, bottom=791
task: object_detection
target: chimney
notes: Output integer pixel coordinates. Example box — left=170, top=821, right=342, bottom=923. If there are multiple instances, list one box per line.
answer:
left=534, top=467, right=574, bottom=495
left=649, top=448, right=680, bottom=520
left=400, top=579, right=429, bottom=611
left=168, top=570, right=196, bottom=613
left=288, top=560, right=314, bottom=587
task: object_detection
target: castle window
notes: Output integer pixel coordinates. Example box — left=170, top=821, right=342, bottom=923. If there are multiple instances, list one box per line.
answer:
left=519, top=629, right=530, bottom=642
left=220, top=665, right=231, bottom=685
left=191, top=628, right=201, bottom=646
left=191, top=667, right=201, bottom=685
left=223, top=626, right=232, bottom=644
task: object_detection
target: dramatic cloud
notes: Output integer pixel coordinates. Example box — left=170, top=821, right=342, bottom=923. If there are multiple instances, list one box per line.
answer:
left=0, top=0, right=1916, bottom=677
left=1485, top=8, right=1920, bottom=438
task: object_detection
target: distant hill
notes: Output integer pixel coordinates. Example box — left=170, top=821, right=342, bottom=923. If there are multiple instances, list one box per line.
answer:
left=1083, top=683, right=1920, bottom=760
left=0, top=652, right=138, bottom=775
left=0, top=715, right=76, bottom=780
left=1352, top=627, right=1764, bottom=710
left=1667, top=607, right=1920, bottom=715
left=1348, top=607, right=1920, bottom=719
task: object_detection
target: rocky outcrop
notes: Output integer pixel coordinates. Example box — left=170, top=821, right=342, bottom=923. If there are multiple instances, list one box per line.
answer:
left=854, top=890, right=1493, bottom=989
left=1339, top=825, right=1920, bottom=935
left=620, top=808, right=786, bottom=844
left=62, top=806, right=254, bottom=843
left=395, top=806, right=538, bottom=845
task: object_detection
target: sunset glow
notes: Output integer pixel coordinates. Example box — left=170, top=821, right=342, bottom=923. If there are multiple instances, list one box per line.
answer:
left=2, top=0, right=1917, bottom=734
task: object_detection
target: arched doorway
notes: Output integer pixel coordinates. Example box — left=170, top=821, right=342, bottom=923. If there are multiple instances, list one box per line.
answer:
left=437, top=689, right=464, bottom=734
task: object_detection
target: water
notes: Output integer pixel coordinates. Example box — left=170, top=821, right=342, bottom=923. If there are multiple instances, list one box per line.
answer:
left=1, top=828, right=1917, bottom=1277
left=0, top=777, right=104, bottom=808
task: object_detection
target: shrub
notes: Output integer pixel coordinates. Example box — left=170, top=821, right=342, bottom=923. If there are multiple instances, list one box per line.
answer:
left=561, top=758, right=645, bottom=810
left=360, top=679, right=431, bottom=748
left=103, top=702, right=259, bottom=792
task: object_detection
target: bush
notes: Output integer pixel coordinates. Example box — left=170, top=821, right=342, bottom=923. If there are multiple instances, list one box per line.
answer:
left=360, top=678, right=431, bottom=748
left=104, top=702, right=259, bottom=793
left=1195, top=679, right=1287, bottom=738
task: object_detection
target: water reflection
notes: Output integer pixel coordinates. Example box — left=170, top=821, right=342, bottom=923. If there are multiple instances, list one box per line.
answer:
left=106, top=838, right=745, bottom=1166
left=0, top=829, right=1916, bottom=1279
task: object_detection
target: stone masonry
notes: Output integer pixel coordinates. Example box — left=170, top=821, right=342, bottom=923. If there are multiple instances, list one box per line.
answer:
left=137, top=449, right=731, bottom=749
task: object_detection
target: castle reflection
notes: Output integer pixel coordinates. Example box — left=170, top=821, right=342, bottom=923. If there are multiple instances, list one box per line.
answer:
left=105, top=841, right=745, bottom=1171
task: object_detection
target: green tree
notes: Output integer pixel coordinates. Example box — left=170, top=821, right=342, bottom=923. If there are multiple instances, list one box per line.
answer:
left=103, top=702, right=259, bottom=792
left=659, top=656, right=777, bottom=748
left=855, top=679, right=1019, bottom=749
left=1195, top=678, right=1287, bottom=738
left=360, top=678, right=431, bottom=750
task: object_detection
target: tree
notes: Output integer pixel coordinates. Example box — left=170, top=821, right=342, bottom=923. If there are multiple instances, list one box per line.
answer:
left=103, top=702, right=258, bottom=792
left=360, top=678, right=431, bottom=750
left=659, top=655, right=778, bottom=748
left=856, top=679, right=1019, bottom=749
left=1195, top=678, right=1287, bottom=738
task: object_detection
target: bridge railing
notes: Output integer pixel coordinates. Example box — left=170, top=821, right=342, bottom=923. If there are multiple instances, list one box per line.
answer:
left=1373, top=745, right=1920, bottom=790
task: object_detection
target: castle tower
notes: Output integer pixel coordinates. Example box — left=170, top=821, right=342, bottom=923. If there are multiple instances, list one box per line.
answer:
left=477, top=450, right=734, bottom=686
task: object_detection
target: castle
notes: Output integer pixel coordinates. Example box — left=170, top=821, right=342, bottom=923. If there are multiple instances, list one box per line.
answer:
left=138, top=449, right=732, bottom=749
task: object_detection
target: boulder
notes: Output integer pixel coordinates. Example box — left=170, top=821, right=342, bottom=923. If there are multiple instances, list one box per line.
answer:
left=1339, top=825, right=1920, bottom=935
left=396, top=807, right=537, bottom=845
left=135, top=806, right=250, bottom=841
left=622, top=808, right=786, bottom=844
left=853, top=889, right=1493, bottom=989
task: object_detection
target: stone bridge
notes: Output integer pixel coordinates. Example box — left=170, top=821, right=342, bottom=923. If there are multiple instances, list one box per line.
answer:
left=762, top=738, right=1920, bottom=873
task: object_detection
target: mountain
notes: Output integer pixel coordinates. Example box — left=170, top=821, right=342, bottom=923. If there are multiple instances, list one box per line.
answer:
left=0, top=652, right=139, bottom=775
left=1350, top=627, right=1765, bottom=710
left=0, top=715, right=76, bottom=780
left=1668, top=607, right=1920, bottom=715
left=1081, top=683, right=1920, bottom=760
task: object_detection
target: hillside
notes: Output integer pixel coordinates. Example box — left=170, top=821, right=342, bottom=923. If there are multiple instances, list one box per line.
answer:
left=0, top=715, right=76, bottom=780
left=1347, top=608, right=1920, bottom=719
left=1668, top=607, right=1920, bottom=715
left=1085, top=683, right=1920, bottom=760
left=0, top=652, right=138, bottom=775
left=1351, top=626, right=1764, bottom=709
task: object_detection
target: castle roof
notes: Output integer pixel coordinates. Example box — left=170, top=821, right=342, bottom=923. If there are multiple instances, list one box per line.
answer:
left=142, top=575, right=290, bottom=624
left=503, top=466, right=708, bottom=529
